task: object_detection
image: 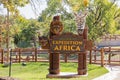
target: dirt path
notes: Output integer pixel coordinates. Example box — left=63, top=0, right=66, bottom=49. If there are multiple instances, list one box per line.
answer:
left=93, top=65, right=120, bottom=80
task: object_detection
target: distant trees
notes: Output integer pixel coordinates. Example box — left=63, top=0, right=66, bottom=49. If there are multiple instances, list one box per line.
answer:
left=12, top=17, right=41, bottom=48
left=66, top=0, right=120, bottom=40
left=0, top=0, right=29, bottom=48
left=38, top=0, right=77, bottom=36
left=38, top=0, right=120, bottom=41
left=0, top=0, right=40, bottom=48
left=87, top=0, right=120, bottom=40
left=0, top=0, right=120, bottom=48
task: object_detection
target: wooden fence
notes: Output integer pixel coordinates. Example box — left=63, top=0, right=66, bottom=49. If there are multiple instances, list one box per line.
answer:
left=89, top=48, right=104, bottom=67
left=1, top=47, right=120, bottom=66
left=0, top=48, right=49, bottom=63
left=89, top=47, right=120, bottom=66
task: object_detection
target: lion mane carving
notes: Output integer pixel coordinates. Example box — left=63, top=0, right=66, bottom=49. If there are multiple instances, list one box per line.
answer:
left=50, top=16, right=63, bottom=38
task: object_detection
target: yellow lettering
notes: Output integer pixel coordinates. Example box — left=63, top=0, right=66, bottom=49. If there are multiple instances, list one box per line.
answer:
left=69, top=41, right=73, bottom=44
left=73, top=41, right=77, bottom=45
left=54, top=46, right=60, bottom=50
left=76, top=46, right=81, bottom=51
left=71, top=46, right=75, bottom=51
left=67, top=46, right=71, bottom=50
left=52, top=41, right=55, bottom=44
left=59, top=45, right=62, bottom=50
left=63, top=46, right=68, bottom=50
left=56, top=41, right=59, bottom=44
left=59, top=41, right=63, bottom=44
left=78, top=41, right=82, bottom=45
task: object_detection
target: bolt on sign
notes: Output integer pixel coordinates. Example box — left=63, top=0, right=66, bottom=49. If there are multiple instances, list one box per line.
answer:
left=50, top=33, right=85, bottom=53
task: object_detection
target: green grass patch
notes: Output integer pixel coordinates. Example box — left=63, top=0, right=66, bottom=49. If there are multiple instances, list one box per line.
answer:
left=0, top=62, right=108, bottom=80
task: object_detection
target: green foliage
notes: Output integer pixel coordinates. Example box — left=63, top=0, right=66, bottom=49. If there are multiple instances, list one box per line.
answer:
left=0, top=14, right=42, bottom=48
left=66, top=0, right=84, bottom=12
left=1, top=0, right=120, bottom=48
left=86, top=0, right=120, bottom=40
left=13, top=19, right=41, bottom=48
left=0, top=0, right=29, bottom=48
left=38, top=0, right=77, bottom=36
left=38, top=0, right=120, bottom=41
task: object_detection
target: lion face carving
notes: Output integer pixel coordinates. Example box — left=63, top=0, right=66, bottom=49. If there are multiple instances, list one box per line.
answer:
left=53, top=26, right=60, bottom=34
left=50, top=16, right=63, bottom=36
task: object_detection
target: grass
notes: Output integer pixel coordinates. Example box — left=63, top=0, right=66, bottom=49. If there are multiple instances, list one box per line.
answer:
left=0, top=62, right=108, bottom=80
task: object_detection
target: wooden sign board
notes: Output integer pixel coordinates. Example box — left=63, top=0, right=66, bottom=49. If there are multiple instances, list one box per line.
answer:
left=85, top=40, right=93, bottom=50
left=50, top=33, right=85, bottom=53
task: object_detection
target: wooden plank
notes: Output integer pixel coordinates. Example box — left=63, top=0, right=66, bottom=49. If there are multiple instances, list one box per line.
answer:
left=35, top=48, right=37, bottom=62
left=89, top=50, right=92, bottom=64
left=101, top=48, right=104, bottom=67
left=1, top=49, right=3, bottom=64
left=85, top=40, right=93, bottom=51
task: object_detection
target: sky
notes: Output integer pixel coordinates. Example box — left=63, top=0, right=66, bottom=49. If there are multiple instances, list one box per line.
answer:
left=18, top=1, right=120, bottom=19
left=18, top=1, right=47, bottom=19
left=0, top=0, right=47, bottom=19
left=0, top=0, right=120, bottom=19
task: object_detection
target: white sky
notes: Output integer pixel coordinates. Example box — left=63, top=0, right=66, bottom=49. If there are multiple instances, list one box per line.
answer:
left=0, top=1, right=47, bottom=19
left=18, top=3, right=47, bottom=19
left=0, top=1, right=120, bottom=19
left=21, top=1, right=120, bottom=19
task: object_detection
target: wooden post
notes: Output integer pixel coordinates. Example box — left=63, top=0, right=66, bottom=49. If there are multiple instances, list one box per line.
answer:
left=108, top=53, right=111, bottom=64
left=18, top=48, right=21, bottom=63
left=108, top=47, right=111, bottom=64
left=93, top=47, right=97, bottom=63
left=64, top=54, right=68, bottom=63
left=94, top=53, right=97, bottom=63
left=1, top=49, right=4, bottom=64
left=0, top=49, right=1, bottom=63
left=31, top=48, right=35, bottom=61
left=35, top=48, right=37, bottom=62
left=89, top=50, right=92, bottom=64
left=78, top=26, right=88, bottom=75
left=83, top=52, right=87, bottom=74
left=15, top=52, right=18, bottom=62
left=49, top=53, right=60, bottom=74
left=101, top=48, right=104, bottom=67
left=78, top=53, right=84, bottom=75
left=83, top=26, right=88, bottom=40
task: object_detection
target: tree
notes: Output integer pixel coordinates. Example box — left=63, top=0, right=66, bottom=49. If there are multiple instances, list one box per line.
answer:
left=87, top=0, right=120, bottom=40
left=66, top=0, right=120, bottom=40
left=38, top=0, right=77, bottom=36
left=13, top=19, right=41, bottom=48
left=12, top=16, right=29, bottom=47
left=0, top=0, right=29, bottom=49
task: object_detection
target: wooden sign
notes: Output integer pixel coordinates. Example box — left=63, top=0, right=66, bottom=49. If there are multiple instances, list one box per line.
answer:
left=50, top=33, right=85, bottom=53
left=85, top=40, right=93, bottom=50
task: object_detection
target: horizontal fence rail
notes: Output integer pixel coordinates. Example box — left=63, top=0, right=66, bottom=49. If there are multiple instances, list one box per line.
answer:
left=88, top=47, right=120, bottom=66
left=0, top=48, right=49, bottom=63
left=1, top=47, right=120, bottom=66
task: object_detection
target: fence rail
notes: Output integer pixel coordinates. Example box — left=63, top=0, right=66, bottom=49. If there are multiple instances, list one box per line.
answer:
left=88, top=47, right=120, bottom=66
left=0, top=48, right=49, bottom=63
left=1, top=47, right=120, bottom=66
